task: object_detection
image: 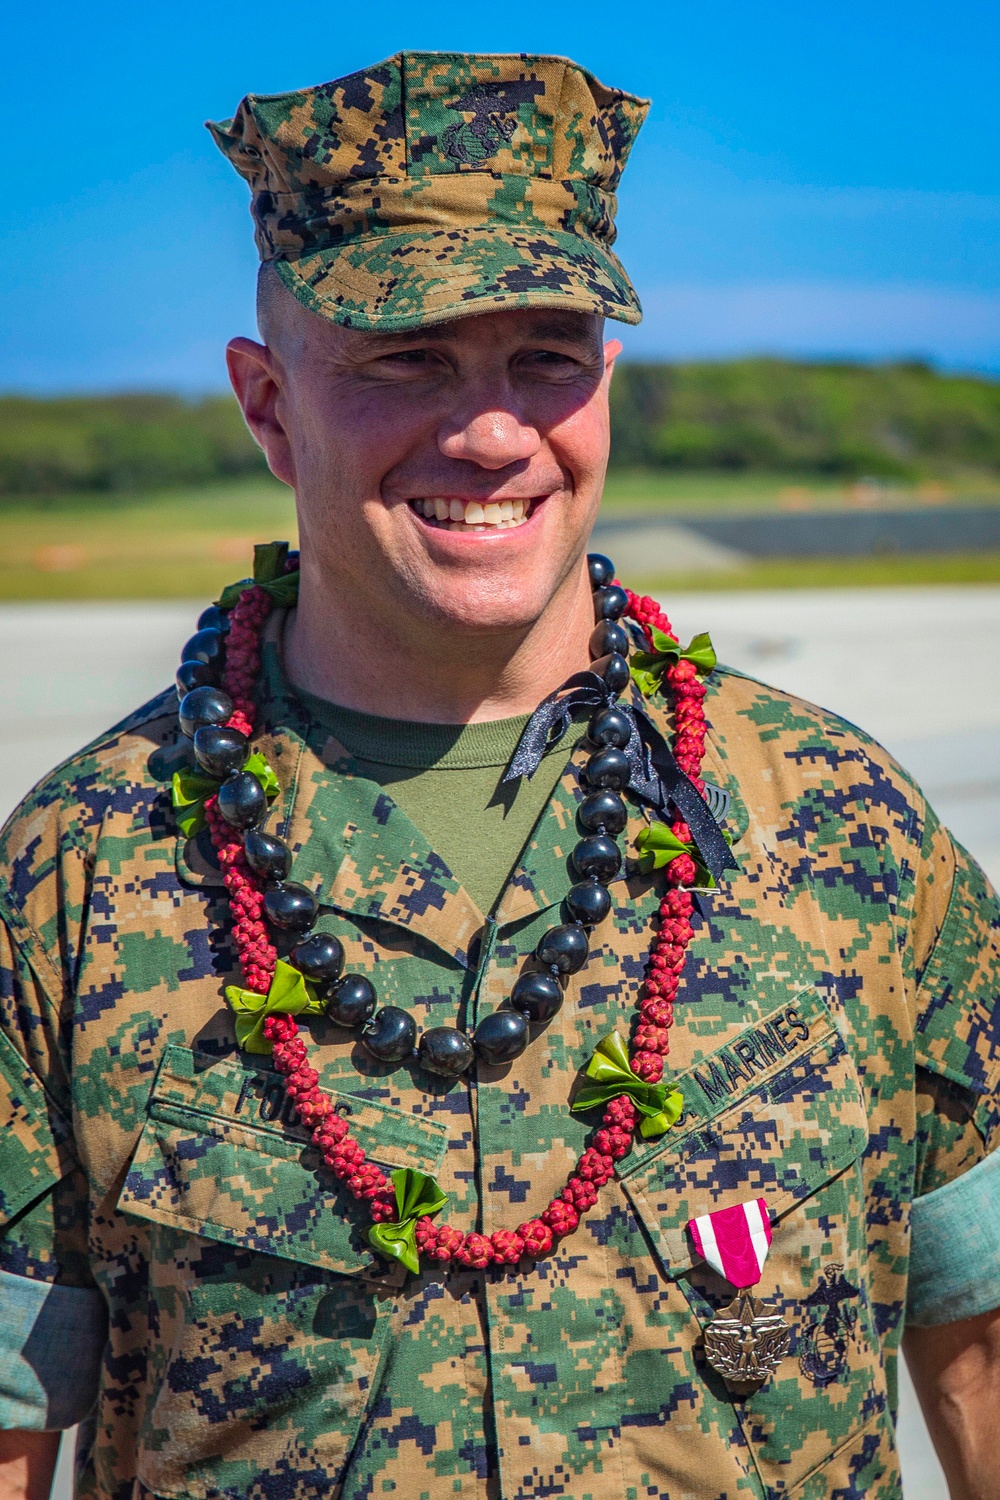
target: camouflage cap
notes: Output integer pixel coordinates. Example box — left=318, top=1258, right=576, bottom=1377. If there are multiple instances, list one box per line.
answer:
left=207, top=52, right=649, bottom=331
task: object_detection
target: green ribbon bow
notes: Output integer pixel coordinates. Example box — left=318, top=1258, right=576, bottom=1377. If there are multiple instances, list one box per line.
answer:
left=367, top=1169, right=448, bottom=1275
left=630, top=625, right=717, bottom=698
left=171, top=752, right=279, bottom=839
left=634, top=820, right=731, bottom=890
left=571, top=1032, right=684, bottom=1139
left=171, top=766, right=220, bottom=839
left=225, top=959, right=326, bottom=1055
left=216, top=540, right=302, bottom=611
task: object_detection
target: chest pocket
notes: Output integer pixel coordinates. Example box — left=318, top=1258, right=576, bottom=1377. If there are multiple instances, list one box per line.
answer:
left=619, top=992, right=889, bottom=1496
left=120, top=1043, right=448, bottom=1278
left=118, top=1044, right=449, bottom=1499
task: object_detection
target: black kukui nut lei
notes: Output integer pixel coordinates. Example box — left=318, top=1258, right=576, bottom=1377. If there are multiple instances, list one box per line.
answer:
left=263, top=881, right=319, bottom=932
left=472, top=1009, right=528, bottom=1065
left=419, top=1026, right=476, bottom=1078
left=536, top=923, right=591, bottom=975
left=181, top=626, right=227, bottom=671
left=217, top=771, right=268, bottom=829
left=590, top=651, right=631, bottom=695
left=193, top=724, right=250, bottom=780
left=326, top=974, right=377, bottom=1028
left=572, top=835, right=623, bottom=883
left=578, top=790, right=628, bottom=835
left=582, top=745, right=631, bottom=791
left=291, top=932, right=345, bottom=984
left=592, top=583, right=629, bottom=622
left=361, top=1006, right=418, bottom=1063
left=177, top=658, right=221, bottom=694
left=174, top=553, right=632, bottom=1080
left=178, top=685, right=233, bottom=739
left=587, top=553, right=615, bottom=588
left=588, top=706, right=631, bottom=749
left=244, top=829, right=292, bottom=882
left=565, top=881, right=613, bottom=925
left=197, top=604, right=230, bottom=635
left=589, top=619, right=629, bottom=659
left=510, top=971, right=563, bottom=1022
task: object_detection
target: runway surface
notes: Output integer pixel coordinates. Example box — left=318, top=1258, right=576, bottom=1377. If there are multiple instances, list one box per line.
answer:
left=594, top=502, right=1000, bottom=563
left=5, top=586, right=996, bottom=1499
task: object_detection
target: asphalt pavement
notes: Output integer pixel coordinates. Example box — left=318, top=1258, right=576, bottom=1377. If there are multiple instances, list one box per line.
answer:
left=594, top=502, right=1000, bottom=561
left=5, top=585, right=997, bottom=1499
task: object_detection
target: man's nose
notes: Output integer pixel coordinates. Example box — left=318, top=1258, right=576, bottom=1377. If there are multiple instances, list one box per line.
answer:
left=437, top=406, right=542, bottom=469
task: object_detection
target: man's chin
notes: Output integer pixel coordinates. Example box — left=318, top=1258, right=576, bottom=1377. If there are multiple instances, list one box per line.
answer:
left=411, top=569, right=564, bottom=637
left=400, top=512, right=592, bottom=634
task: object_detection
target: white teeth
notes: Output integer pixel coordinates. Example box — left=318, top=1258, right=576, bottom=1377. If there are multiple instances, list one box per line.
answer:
left=411, top=497, right=533, bottom=528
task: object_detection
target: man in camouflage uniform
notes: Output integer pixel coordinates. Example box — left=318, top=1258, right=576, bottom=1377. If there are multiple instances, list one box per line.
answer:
left=2, top=51, right=999, bottom=1500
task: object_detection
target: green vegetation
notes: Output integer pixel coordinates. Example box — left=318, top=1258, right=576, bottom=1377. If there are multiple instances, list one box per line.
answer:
left=608, top=359, right=1000, bottom=481
left=0, top=393, right=267, bottom=500
left=2, top=359, right=1000, bottom=504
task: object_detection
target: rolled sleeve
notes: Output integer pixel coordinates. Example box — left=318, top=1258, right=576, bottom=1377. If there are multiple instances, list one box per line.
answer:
left=0, top=1268, right=107, bottom=1429
left=907, top=1149, right=1000, bottom=1327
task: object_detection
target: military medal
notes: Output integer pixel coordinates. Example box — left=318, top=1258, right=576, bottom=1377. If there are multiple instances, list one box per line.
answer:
left=688, top=1198, right=791, bottom=1390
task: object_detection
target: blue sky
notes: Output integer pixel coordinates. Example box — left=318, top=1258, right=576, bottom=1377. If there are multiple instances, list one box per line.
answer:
left=3, top=0, right=998, bottom=390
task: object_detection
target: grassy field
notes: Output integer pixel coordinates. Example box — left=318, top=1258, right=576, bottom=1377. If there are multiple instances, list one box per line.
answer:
left=601, top=469, right=1000, bottom=512
left=2, top=472, right=1000, bottom=602
left=0, top=479, right=298, bottom=601
left=624, top=552, right=1000, bottom=593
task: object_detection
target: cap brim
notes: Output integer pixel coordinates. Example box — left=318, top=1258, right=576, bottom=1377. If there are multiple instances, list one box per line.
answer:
left=272, top=225, right=642, bottom=332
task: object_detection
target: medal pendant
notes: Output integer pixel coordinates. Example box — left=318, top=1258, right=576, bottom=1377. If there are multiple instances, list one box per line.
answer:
left=703, top=1289, right=791, bottom=1391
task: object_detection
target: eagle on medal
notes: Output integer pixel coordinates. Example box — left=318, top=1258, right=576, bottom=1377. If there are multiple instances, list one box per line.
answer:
left=703, top=1289, right=792, bottom=1391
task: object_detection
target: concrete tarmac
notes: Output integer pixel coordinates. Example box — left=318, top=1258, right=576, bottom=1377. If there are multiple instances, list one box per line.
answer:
left=5, top=586, right=997, bottom=1499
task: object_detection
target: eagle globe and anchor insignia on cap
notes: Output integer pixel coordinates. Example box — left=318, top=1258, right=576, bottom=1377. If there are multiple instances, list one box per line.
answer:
left=441, top=79, right=546, bottom=164
left=688, top=1198, right=792, bottom=1390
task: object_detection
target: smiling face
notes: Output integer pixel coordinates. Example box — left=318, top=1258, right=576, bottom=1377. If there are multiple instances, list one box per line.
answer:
left=228, top=274, right=621, bottom=643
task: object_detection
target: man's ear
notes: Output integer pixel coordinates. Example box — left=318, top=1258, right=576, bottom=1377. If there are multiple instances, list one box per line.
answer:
left=603, top=338, right=623, bottom=381
left=226, top=337, right=297, bottom=489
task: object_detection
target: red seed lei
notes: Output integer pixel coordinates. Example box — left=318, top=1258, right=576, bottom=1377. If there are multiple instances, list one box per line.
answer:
left=203, top=581, right=708, bottom=1270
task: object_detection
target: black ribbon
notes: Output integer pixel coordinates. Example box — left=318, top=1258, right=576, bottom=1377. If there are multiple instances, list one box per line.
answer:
left=503, top=670, right=739, bottom=884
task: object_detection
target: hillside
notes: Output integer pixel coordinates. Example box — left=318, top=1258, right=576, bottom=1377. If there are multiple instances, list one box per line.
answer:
left=0, top=393, right=265, bottom=499
left=608, top=359, right=1000, bottom=478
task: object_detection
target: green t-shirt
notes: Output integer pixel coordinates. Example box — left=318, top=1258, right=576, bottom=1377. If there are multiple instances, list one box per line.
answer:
left=296, top=691, right=588, bottom=918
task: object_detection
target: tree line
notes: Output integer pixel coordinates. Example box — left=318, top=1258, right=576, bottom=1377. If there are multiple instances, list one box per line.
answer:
left=2, top=359, right=999, bottom=500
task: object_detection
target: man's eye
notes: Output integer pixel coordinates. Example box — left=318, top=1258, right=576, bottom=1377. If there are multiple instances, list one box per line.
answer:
left=372, top=348, right=440, bottom=372
left=522, top=350, right=580, bottom=369
left=393, top=349, right=432, bottom=363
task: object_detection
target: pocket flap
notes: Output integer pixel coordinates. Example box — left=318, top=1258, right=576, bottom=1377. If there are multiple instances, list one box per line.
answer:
left=618, top=991, right=868, bottom=1277
left=118, top=1044, right=449, bottom=1277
